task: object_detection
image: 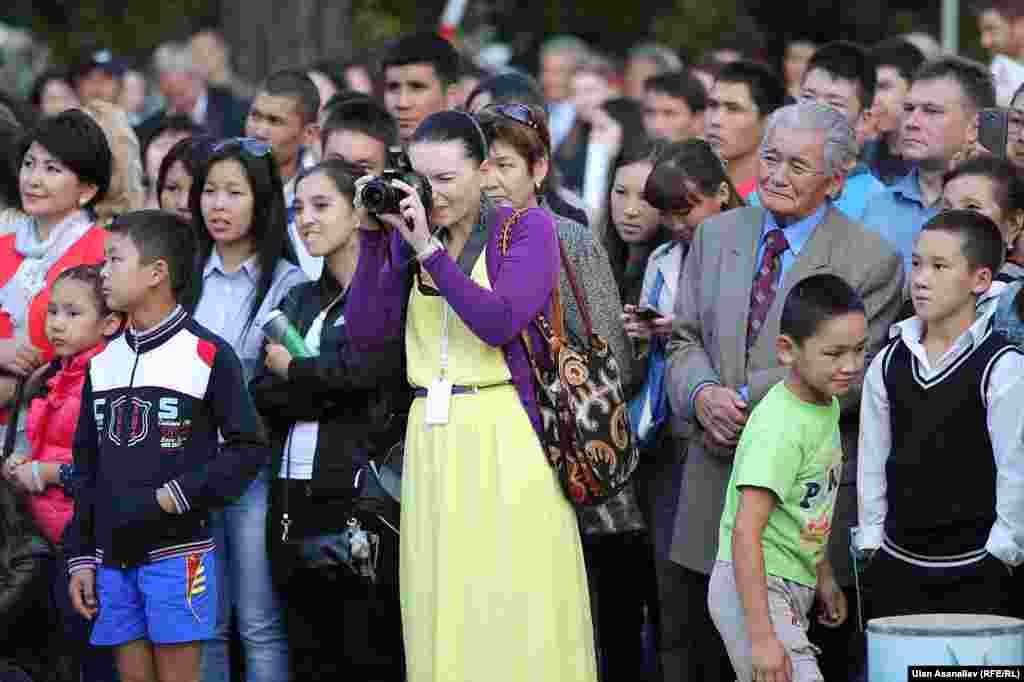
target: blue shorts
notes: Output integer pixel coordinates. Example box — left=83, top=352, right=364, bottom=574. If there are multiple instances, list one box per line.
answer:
left=91, top=550, right=217, bottom=646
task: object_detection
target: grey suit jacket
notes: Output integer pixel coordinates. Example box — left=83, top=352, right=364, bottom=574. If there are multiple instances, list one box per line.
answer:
left=665, top=205, right=904, bottom=582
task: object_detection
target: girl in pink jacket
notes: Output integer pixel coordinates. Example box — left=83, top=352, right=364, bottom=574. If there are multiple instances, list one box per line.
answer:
left=3, top=264, right=121, bottom=543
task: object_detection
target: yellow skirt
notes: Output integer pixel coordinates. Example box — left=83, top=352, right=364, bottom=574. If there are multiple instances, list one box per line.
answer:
left=400, top=385, right=597, bottom=682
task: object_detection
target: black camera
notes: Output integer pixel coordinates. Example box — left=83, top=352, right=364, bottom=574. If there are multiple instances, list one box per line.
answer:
left=358, top=147, right=433, bottom=217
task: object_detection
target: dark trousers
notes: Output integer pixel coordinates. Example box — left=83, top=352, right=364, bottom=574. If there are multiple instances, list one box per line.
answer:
left=865, top=550, right=1014, bottom=620
left=656, top=562, right=733, bottom=682
left=269, top=479, right=404, bottom=682
left=282, top=569, right=404, bottom=682
left=51, top=551, right=119, bottom=682
left=583, top=530, right=660, bottom=682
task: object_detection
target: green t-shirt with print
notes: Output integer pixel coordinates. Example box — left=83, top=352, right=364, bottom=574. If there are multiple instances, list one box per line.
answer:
left=717, top=381, right=844, bottom=588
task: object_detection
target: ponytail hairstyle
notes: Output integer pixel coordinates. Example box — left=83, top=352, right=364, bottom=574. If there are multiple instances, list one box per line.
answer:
left=410, top=110, right=488, bottom=165
left=294, top=158, right=361, bottom=203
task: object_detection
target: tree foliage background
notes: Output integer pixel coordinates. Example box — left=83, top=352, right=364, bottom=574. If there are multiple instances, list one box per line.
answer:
left=0, top=0, right=987, bottom=93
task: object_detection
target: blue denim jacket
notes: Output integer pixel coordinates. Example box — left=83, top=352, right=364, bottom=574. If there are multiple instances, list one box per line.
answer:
left=995, top=281, right=1024, bottom=346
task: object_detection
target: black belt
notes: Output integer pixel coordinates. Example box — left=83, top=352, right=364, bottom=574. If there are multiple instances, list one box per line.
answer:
left=412, top=381, right=511, bottom=398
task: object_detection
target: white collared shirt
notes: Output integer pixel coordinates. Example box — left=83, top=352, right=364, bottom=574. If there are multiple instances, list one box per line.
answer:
left=856, top=306, right=1024, bottom=566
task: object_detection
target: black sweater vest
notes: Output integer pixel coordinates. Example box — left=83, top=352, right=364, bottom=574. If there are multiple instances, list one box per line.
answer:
left=881, top=324, right=1018, bottom=559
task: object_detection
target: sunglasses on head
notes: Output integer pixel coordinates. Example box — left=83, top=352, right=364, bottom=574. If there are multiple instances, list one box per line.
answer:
left=486, top=103, right=539, bottom=130
left=212, top=137, right=272, bottom=158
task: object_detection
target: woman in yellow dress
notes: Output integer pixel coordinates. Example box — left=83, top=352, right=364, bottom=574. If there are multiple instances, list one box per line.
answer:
left=346, top=110, right=597, bottom=682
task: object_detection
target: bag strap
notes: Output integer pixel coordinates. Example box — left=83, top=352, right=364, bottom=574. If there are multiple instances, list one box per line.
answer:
left=1, top=379, right=25, bottom=462
left=556, top=238, right=592, bottom=339
left=499, top=208, right=567, bottom=347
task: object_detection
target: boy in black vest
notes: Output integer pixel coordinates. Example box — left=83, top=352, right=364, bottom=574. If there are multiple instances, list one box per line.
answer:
left=65, top=210, right=270, bottom=682
left=856, top=209, right=1024, bottom=618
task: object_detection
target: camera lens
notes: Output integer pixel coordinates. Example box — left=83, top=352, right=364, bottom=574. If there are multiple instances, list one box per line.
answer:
left=362, top=183, right=387, bottom=211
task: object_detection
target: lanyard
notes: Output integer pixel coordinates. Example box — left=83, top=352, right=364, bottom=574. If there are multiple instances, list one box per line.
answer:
left=439, top=301, right=450, bottom=379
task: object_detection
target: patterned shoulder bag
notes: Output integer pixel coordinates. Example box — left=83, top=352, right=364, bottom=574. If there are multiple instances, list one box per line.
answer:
left=500, top=210, right=640, bottom=506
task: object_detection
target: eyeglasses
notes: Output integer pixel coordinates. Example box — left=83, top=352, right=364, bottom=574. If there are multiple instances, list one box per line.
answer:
left=486, top=103, right=539, bottom=130
left=211, top=137, right=272, bottom=158
left=758, top=151, right=825, bottom=180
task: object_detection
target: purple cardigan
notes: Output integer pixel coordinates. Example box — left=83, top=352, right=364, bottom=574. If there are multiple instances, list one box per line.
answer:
left=345, top=205, right=559, bottom=436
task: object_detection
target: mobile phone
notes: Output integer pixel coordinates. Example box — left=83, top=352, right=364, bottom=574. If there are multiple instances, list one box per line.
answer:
left=978, top=107, right=1010, bottom=158
left=635, top=306, right=661, bottom=321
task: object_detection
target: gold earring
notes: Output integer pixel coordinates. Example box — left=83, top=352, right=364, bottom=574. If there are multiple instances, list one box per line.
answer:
left=79, top=197, right=88, bottom=207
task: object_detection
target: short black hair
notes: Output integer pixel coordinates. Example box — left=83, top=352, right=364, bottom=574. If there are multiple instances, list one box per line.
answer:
left=321, top=97, right=399, bottom=150
left=781, top=274, right=865, bottom=344
left=141, top=113, right=202, bottom=165
left=108, top=209, right=197, bottom=298
left=465, top=72, right=545, bottom=112
left=321, top=90, right=375, bottom=120
left=715, top=60, right=786, bottom=119
left=912, top=56, right=996, bottom=112
left=805, top=41, right=877, bottom=112
left=921, top=209, right=1006, bottom=276
left=644, top=71, right=708, bottom=114
left=872, top=38, right=926, bottom=84
left=260, top=70, right=321, bottom=124
left=381, top=32, right=460, bottom=86
left=20, top=109, right=113, bottom=209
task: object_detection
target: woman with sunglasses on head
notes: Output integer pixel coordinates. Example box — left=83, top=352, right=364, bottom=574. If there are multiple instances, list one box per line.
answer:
left=190, top=137, right=306, bottom=682
left=478, top=100, right=655, bottom=680
left=347, top=110, right=598, bottom=682
left=466, top=72, right=592, bottom=228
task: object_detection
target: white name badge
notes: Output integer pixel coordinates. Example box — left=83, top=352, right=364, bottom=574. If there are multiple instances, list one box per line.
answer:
left=424, top=377, right=453, bottom=425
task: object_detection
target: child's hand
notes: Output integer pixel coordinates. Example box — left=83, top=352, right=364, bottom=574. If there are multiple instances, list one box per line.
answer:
left=816, top=575, right=848, bottom=628
left=751, top=634, right=793, bottom=682
left=2, top=452, right=29, bottom=478
left=69, top=570, right=99, bottom=620
left=8, top=462, right=42, bottom=493
left=264, top=342, right=293, bottom=379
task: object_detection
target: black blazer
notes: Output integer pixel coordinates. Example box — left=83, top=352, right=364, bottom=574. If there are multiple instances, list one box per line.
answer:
left=136, top=85, right=250, bottom=145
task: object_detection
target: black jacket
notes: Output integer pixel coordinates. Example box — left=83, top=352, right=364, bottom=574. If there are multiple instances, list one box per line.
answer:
left=64, top=307, right=270, bottom=571
left=135, top=86, right=250, bottom=145
left=1, top=533, right=54, bottom=677
left=250, top=272, right=409, bottom=507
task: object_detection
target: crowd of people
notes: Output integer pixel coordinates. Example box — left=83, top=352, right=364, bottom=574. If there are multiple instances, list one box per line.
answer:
left=0, top=3, right=1023, bottom=682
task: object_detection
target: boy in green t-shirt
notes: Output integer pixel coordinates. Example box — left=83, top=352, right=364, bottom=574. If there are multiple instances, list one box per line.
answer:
left=709, top=274, right=868, bottom=682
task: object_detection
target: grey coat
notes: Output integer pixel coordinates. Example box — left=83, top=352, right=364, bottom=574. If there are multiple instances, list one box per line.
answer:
left=666, top=206, right=905, bottom=583
left=549, top=210, right=645, bottom=535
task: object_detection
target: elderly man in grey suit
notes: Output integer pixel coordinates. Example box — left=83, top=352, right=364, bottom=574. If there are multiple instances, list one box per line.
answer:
left=663, top=101, right=905, bottom=681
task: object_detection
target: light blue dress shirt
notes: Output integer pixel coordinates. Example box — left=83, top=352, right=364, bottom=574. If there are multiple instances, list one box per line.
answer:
left=192, top=250, right=308, bottom=383
left=861, top=168, right=941, bottom=275
left=748, top=164, right=885, bottom=224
